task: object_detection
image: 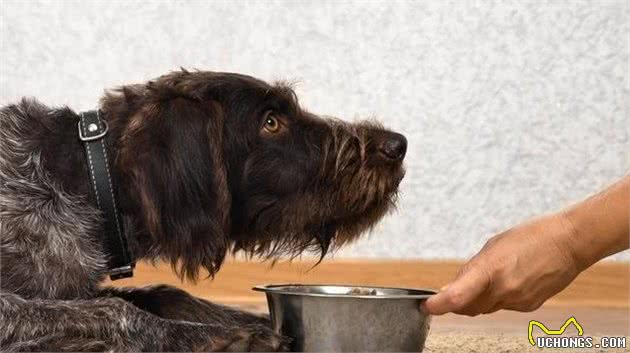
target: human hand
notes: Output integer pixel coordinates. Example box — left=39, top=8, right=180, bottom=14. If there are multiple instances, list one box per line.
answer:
left=422, top=213, right=583, bottom=316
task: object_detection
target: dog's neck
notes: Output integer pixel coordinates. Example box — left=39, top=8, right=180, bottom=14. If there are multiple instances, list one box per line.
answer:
left=40, top=105, right=152, bottom=263
left=93, top=107, right=156, bottom=261
left=78, top=110, right=134, bottom=279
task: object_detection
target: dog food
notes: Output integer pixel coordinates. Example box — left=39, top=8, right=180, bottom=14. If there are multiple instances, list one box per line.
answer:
left=348, top=287, right=378, bottom=296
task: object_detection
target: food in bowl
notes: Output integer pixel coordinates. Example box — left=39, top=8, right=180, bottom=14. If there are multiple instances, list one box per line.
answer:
left=347, top=287, right=378, bottom=296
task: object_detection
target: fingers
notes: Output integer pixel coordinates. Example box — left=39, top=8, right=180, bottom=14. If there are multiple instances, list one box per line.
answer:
left=422, top=265, right=491, bottom=315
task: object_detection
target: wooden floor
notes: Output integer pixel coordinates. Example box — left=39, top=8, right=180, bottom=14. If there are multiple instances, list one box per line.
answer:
left=108, top=259, right=630, bottom=336
left=108, top=259, right=629, bottom=307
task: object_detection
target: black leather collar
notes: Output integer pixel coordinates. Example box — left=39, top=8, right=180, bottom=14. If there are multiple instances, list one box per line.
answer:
left=78, top=110, right=134, bottom=280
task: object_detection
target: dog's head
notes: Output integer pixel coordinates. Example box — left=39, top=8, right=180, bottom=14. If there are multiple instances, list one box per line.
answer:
left=105, top=70, right=406, bottom=280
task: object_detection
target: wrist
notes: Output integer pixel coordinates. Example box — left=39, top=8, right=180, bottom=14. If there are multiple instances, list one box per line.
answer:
left=559, top=209, right=596, bottom=272
left=560, top=176, right=630, bottom=270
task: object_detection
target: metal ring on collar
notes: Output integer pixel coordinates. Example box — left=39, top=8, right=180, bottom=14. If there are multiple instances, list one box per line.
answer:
left=78, top=120, right=109, bottom=141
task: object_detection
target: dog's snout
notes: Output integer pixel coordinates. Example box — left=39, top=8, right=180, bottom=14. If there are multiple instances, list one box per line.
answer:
left=376, top=132, right=407, bottom=162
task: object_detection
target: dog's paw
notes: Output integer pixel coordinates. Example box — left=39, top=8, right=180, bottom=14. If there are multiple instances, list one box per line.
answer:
left=219, top=324, right=291, bottom=352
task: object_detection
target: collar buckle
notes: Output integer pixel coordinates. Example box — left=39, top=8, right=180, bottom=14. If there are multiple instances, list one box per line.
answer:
left=109, top=265, right=135, bottom=280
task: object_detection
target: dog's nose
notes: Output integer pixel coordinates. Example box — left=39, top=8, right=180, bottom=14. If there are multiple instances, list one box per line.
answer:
left=377, top=132, right=407, bottom=162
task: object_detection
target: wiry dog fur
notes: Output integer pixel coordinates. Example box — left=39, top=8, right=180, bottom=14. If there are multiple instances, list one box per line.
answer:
left=0, top=70, right=407, bottom=351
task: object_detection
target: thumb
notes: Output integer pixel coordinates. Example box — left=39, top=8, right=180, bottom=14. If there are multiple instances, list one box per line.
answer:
left=422, top=265, right=489, bottom=315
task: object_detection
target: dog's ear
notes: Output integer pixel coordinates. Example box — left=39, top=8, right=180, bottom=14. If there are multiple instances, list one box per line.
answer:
left=118, top=98, right=230, bottom=281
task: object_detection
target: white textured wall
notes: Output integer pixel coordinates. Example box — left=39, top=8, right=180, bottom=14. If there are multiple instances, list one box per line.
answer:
left=1, top=1, right=628, bottom=260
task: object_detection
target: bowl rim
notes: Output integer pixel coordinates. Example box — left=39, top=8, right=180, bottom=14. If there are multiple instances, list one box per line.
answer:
left=252, top=283, right=437, bottom=299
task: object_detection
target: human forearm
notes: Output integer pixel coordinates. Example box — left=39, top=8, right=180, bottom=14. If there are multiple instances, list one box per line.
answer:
left=563, top=174, right=630, bottom=271
left=423, top=174, right=630, bottom=316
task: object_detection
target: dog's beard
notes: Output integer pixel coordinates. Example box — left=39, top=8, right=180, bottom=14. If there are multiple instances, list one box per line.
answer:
left=232, top=120, right=404, bottom=261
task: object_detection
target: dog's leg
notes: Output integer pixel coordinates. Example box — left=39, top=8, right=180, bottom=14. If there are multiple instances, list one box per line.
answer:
left=100, top=285, right=289, bottom=351
left=0, top=292, right=285, bottom=352
left=100, top=285, right=269, bottom=326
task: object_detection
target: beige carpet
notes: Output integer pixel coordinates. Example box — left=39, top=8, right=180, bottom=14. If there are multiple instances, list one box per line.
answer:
left=425, top=333, right=629, bottom=353
left=423, top=308, right=629, bottom=353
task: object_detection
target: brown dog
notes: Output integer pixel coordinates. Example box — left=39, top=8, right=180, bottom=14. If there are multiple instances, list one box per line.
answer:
left=0, top=69, right=407, bottom=351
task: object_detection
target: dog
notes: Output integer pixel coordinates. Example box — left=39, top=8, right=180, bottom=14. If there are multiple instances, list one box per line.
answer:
left=0, top=69, right=407, bottom=351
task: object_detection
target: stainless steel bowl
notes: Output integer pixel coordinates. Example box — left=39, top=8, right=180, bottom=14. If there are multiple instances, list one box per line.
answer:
left=253, top=284, right=436, bottom=352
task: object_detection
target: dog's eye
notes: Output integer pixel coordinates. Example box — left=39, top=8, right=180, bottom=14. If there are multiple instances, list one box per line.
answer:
left=263, top=115, right=281, bottom=134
